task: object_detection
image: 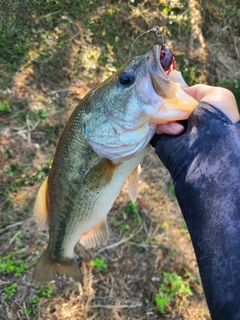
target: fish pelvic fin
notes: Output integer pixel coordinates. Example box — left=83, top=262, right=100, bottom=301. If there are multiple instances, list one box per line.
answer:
left=33, top=250, right=83, bottom=284
left=128, top=164, right=141, bottom=203
left=79, top=219, right=109, bottom=248
left=34, top=176, right=49, bottom=231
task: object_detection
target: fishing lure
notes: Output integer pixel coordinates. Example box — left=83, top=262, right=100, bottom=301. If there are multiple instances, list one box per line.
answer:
left=129, top=27, right=177, bottom=74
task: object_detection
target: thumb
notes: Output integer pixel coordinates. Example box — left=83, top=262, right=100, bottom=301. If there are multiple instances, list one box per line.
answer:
left=156, top=121, right=185, bottom=134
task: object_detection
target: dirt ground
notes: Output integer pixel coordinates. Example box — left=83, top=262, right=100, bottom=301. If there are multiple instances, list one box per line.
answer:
left=0, top=0, right=240, bottom=319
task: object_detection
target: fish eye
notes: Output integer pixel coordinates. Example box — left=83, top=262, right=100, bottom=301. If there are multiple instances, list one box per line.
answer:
left=119, top=72, right=135, bottom=86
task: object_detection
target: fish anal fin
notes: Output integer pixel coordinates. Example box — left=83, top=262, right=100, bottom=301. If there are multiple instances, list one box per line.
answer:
left=128, top=165, right=141, bottom=203
left=34, top=177, right=49, bottom=231
left=33, top=250, right=83, bottom=284
left=79, top=219, right=109, bottom=248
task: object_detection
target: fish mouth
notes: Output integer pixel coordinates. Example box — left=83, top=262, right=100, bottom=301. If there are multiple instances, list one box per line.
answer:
left=147, top=45, right=198, bottom=124
left=147, top=45, right=176, bottom=99
left=152, top=45, right=170, bottom=80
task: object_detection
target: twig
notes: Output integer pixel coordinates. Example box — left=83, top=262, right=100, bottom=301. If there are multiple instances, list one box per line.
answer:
left=12, top=125, right=27, bottom=131
left=90, top=303, right=142, bottom=309
left=0, top=281, right=11, bottom=287
left=23, top=302, right=30, bottom=320
left=0, top=221, right=23, bottom=234
left=50, top=88, right=71, bottom=94
left=97, top=225, right=143, bottom=253
left=97, top=236, right=133, bottom=254
left=234, top=36, right=240, bottom=59
left=26, top=114, right=32, bottom=147
left=69, top=32, right=82, bottom=42
left=129, top=242, right=160, bottom=249
left=4, top=230, right=22, bottom=251
left=39, top=10, right=61, bottom=21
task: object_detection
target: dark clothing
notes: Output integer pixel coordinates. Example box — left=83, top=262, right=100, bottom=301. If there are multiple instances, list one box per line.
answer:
left=151, top=102, right=240, bottom=320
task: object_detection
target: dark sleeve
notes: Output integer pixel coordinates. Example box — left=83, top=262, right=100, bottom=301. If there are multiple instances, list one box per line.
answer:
left=152, top=102, right=240, bottom=320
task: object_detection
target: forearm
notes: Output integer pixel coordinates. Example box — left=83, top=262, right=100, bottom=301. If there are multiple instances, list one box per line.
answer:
left=175, top=171, right=240, bottom=319
left=152, top=102, right=240, bottom=319
left=174, top=105, right=240, bottom=319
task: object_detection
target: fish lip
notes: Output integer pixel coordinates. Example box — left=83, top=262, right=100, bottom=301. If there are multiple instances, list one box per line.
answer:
left=150, top=45, right=169, bottom=81
left=145, top=45, right=172, bottom=99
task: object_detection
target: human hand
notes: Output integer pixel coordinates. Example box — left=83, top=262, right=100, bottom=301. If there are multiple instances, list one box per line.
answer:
left=156, top=84, right=239, bottom=134
left=151, top=84, right=239, bottom=180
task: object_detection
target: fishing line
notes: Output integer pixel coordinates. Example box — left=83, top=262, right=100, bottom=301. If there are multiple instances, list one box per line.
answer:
left=128, top=27, right=164, bottom=60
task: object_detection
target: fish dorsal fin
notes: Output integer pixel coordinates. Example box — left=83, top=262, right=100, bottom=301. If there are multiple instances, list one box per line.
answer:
left=128, top=165, right=141, bottom=203
left=79, top=219, right=109, bottom=248
left=34, top=176, right=49, bottom=231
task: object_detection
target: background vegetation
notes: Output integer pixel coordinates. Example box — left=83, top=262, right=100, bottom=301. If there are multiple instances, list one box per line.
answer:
left=0, top=0, right=239, bottom=319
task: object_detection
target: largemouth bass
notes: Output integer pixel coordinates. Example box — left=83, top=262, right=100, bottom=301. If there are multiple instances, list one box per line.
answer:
left=33, top=45, right=197, bottom=283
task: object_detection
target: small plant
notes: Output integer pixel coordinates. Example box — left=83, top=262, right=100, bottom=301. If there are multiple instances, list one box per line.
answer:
left=0, top=251, right=29, bottom=276
left=4, top=283, right=18, bottom=298
left=161, top=222, right=168, bottom=230
left=25, top=284, right=53, bottom=316
left=155, top=271, right=193, bottom=314
left=126, top=202, right=138, bottom=214
left=0, top=102, right=12, bottom=113
left=146, top=235, right=155, bottom=243
left=38, top=109, right=49, bottom=120
left=134, top=216, right=142, bottom=224
left=109, top=216, right=130, bottom=234
left=36, top=283, right=53, bottom=298
left=90, top=258, right=108, bottom=272
left=179, top=221, right=188, bottom=235
left=155, top=293, right=169, bottom=314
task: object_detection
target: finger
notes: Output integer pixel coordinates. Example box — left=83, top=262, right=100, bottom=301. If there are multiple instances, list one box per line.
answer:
left=202, top=88, right=239, bottom=122
left=184, top=85, right=239, bottom=122
left=183, top=84, right=213, bottom=102
left=156, top=121, right=185, bottom=135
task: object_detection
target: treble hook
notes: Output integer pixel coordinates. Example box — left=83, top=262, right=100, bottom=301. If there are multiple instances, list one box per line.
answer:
left=128, top=26, right=164, bottom=60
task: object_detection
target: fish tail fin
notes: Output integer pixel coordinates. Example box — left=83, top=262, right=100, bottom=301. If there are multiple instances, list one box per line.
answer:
left=33, top=250, right=83, bottom=284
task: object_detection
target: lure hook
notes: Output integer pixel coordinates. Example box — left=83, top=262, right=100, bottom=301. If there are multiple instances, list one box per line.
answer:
left=128, top=26, right=164, bottom=61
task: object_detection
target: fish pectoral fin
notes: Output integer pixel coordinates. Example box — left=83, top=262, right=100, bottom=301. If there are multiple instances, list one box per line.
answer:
left=34, top=176, right=49, bottom=231
left=128, top=165, right=141, bottom=203
left=79, top=219, right=109, bottom=248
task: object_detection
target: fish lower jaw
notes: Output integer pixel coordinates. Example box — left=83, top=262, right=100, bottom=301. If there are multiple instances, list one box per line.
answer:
left=149, top=108, right=191, bottom=124
left=88, top=124, right=156, bottom=163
